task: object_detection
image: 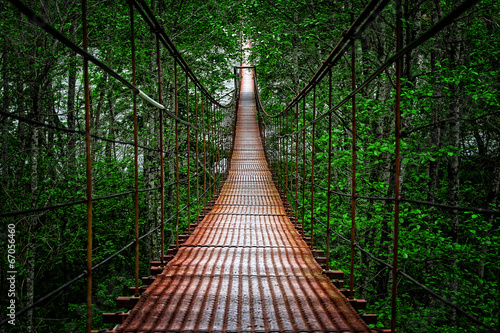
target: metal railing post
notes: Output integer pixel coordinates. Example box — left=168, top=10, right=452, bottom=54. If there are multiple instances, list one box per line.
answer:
left=295, top=103, right=299, bottom=228
left=350, top=12, right=357, bottom=299
left=129, top=1, right=140, bottom=298
left=326, top=70, right=332, bottom=271
left=310, top=86, right=316, bottom=247
left=195, top=86, right=200, bottom=218
left=290, top=109, right=293, bottom=205
left=156, top=32, right=165, bottom=264
left=203, top=97, right=207, bottom=208
left=392, top=1, right=403, bottom=331
left=186, top=75, right=191, bottom=233
left=301, top=97, right=306, bottom=236
left=174, top=59, right=180, bottom=249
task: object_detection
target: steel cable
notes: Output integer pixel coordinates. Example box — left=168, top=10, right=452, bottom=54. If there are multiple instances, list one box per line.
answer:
left=5, top=0, right=232, bottom=135
left=0, top=172, right=222, bottom=327
left=281, top=185, right=497, bottom=333
left=1, top=171, right=207, bottom=218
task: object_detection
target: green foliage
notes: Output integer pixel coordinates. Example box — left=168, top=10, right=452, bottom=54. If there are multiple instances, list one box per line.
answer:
left=1, top=0, right=499, bottom=332
left=254, top=0, right=500, bottom=331
left=0, top=0, right=237, bottom=331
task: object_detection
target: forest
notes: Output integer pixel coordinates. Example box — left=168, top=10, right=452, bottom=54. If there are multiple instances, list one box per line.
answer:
left=0, top=0, right=499, bottom=332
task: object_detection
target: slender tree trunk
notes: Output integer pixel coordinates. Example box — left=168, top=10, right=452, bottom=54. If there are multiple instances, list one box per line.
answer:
left=67, top=29, right=77, bottom=172
left=105, top=81, right=115, bottom=160
left=292, top=8, right=299, bottom=92
left=26, top=82, right=40, bottom=333
left=447, top=35, right=462, bottom=327
left=144, top=104, right=157, bottom=262
left=1, top=77, right=9, bottom=187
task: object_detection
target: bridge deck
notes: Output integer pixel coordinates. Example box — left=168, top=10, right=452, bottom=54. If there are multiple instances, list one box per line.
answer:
left=116, top=69, right=371, bottom=332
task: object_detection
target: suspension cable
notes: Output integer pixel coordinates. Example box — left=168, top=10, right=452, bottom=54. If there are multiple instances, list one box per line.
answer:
left=282, top=185, right=497, bottom=333
left=5, top=0, right=232, bottom=134
left=0, top=110, right=175, bottom=154
left=1, top=172, right=205, bottom=218
left=288, top=171, right=500, bottom=216
left=0, top=174, right=222, bottom=328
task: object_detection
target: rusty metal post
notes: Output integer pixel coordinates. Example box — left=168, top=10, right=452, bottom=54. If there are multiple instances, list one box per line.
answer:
left=280, top=115, right=284, bottom=196
left=275, top=117, right=279, bottom=178
left=271, top=117, right=274, bottom=171
left=350, top=12, right=357, bottom=300
left=276, top=116, right=279, bottom=185
left=82, top=0, right=92, bottom=331
left=287, top=112, right=290, bottom=199
left=186, top=75, right=191, bottom=233
left=277, top=117, right=280, bottom=187
left=217, top=106, right=221, bottom=186
left=283, top=115, right=285, bottom=195
left=310, top=86, right=316, bottom=247
left=207, top=103, right=211, bottom=200
left=272, top=117, right=275, bottom=175
left=277, top=117, right=280, bottom=175
left=282, top=115, right=285, bottom=193
left=284, top=115, right=287, bottom=200
left=285, top=115, right=288, bottom=197
left=208, top=102, right=215, bottom=200
left=195, top=86, right=200, bottom=217
left=203, top=97, right=207, bottom=208
left=276, top=116, right=280, bottom=186
left=208, top=103, right=213, bottom=200
left=215, top=105, right=218, bottom=191
left=261, top=85, right=266, bottom=148
left=217, top=105, right=220, bottom=188
left=156, top=32, right=165, bottom=264
left=392, top=1, right=403, bottom=331
left=174, top=59, right=180, bottom=249
left=295, top=103, right=299, bottom=228
left=301, top=97, right=306, bottom=236
left=270, top=117, right=274, bottom=171
left=212, top=103, right=219, bottom=191
left=290, top=109, right=293, bottom=204
left=129, top=2, right=140, bottom=298
left=280, top=116, right=284, bottom=193
left=212, top=104, right=216, bottom=194
left=326, top=70, right=332, bottom=271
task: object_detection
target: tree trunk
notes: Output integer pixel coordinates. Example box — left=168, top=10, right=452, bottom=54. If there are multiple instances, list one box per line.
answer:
left=447, top=34, right=462, bottom=328
left=105, top=81, right=115, bottom=160
left=26, top=81, right=40, bottom=333
left=67, top=25, right=77, bottom=172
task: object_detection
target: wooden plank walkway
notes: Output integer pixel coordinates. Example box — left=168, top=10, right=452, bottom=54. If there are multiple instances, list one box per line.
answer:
left=115, top=68, right=371, bottom=332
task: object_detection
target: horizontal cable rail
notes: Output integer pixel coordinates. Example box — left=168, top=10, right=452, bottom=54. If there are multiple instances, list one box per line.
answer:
left=285, top=168, right=500, bottom=215
left=131, top=0, right=236, bottom=109
left=4, top=0, right=494, bottom=331
left=281, top=182, right=497, bottom=333
left=4, top=0, right=236, bottom=332
left=254, top=0, right=390, bottom=118
left=0, top=110, right=179, bottom=154
left=0, top=174, right=222, bottom=327
left=0, top=169, right=213, bottom=218
left=255, top=1, right=493, bottom=331
left=259, top=0, right=481, bottom=131
left=6, top=0, right=233, bottom=133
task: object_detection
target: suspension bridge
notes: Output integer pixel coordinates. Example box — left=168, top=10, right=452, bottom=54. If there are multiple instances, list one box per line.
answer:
left=1, top=0, right=499, bottom=332
left=110, top=66, right=373, bottom=333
